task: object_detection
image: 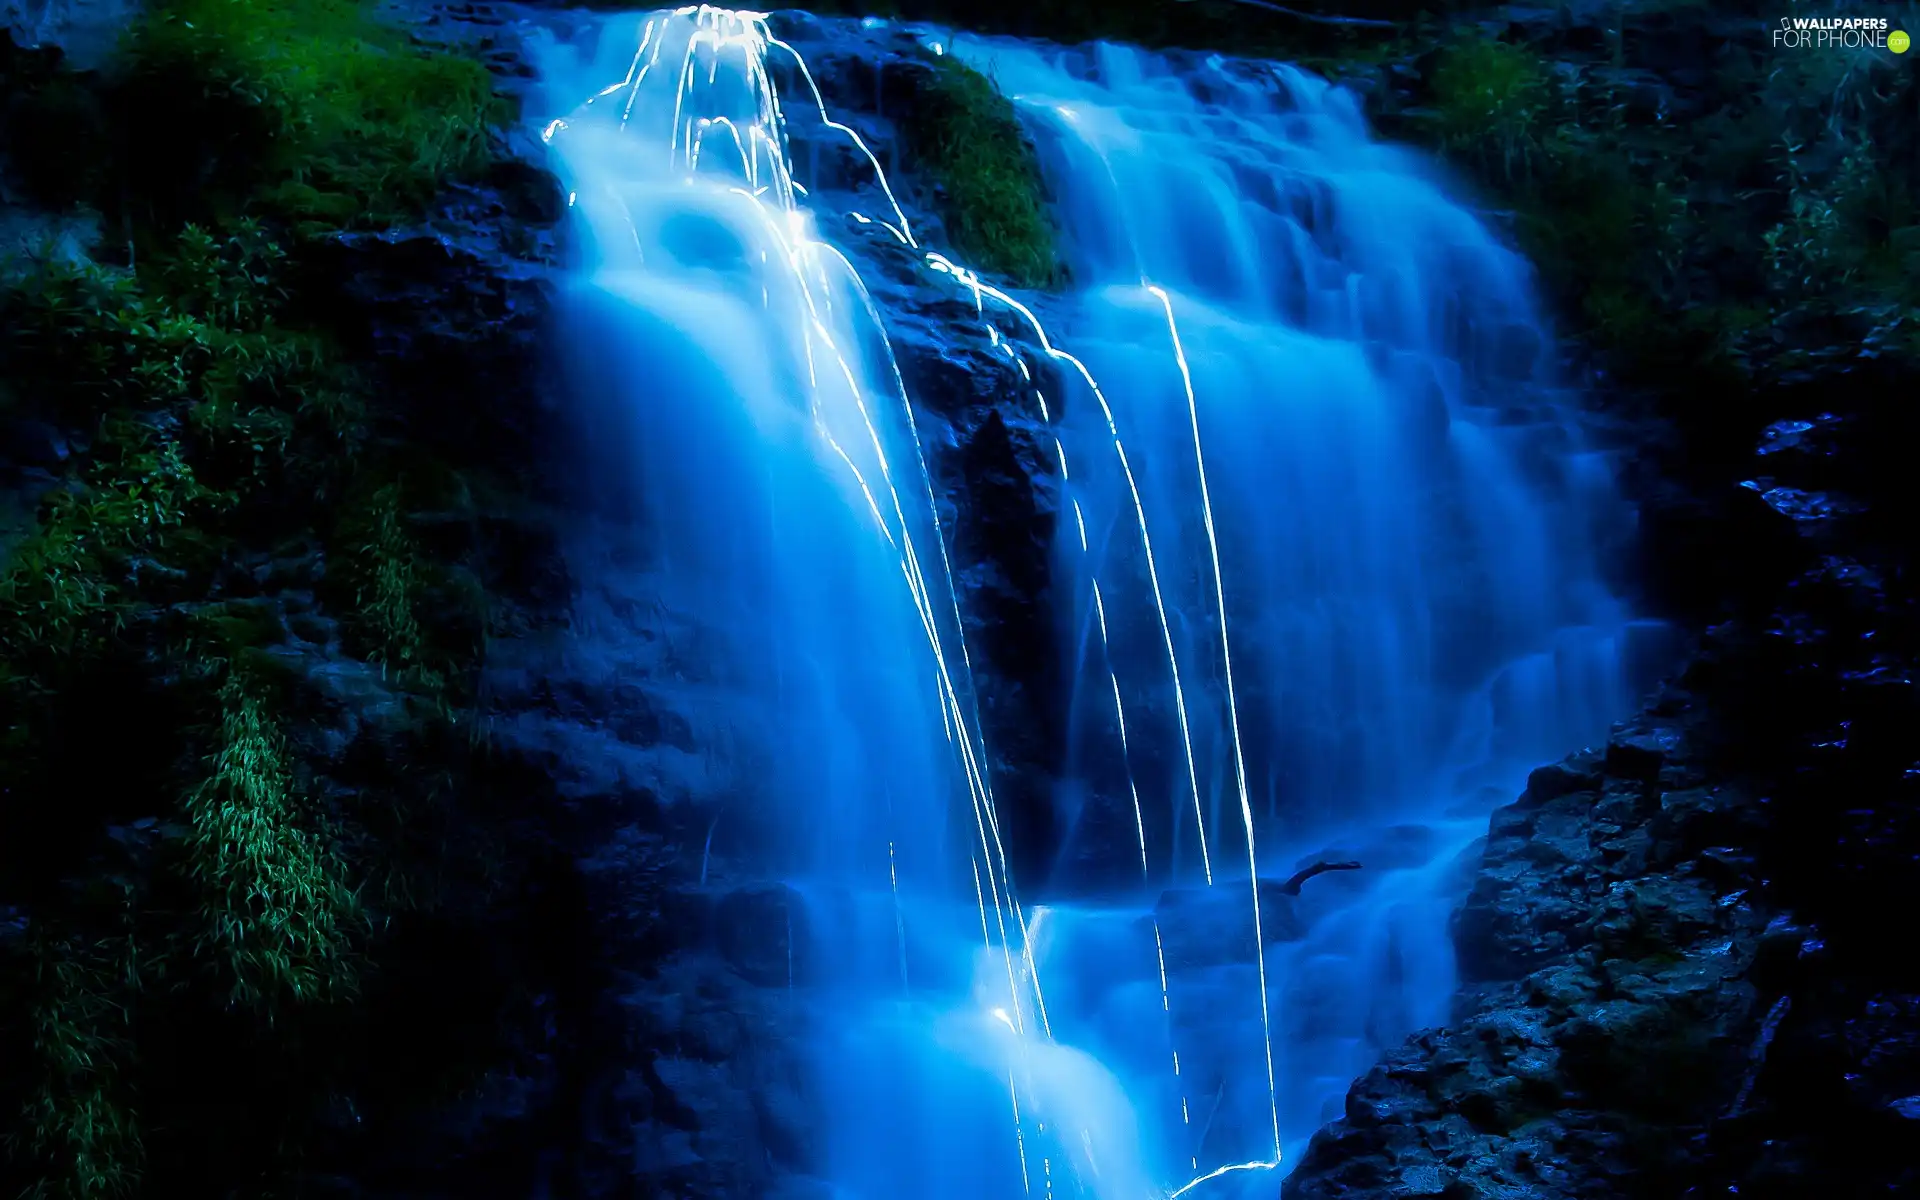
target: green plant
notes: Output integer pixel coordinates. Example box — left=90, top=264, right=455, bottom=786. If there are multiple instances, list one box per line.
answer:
left=336, top=482, right=434, bottom=687
left=13, top=929, right=144, bottom=1200
left=149, top=222, right=288, bottom=333
left=1429, top=35, right=1556, bottom=185
left=0, top=424, right=218, bottom=661
left=180, top=675, right=361, bottom=1013
left=1, top=261, right=222, bottom=420
left=902, top=57, right=1061, bottom=288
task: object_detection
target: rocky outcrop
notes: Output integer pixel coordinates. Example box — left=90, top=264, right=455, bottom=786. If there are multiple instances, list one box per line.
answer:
left=1284, top=702, right=1770, bottom=1197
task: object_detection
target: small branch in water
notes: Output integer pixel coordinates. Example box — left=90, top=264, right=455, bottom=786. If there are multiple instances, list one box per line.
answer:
left=699, top=811, right=723, bottom=886
left=1277, top=859, right=1363, bottom=895
left=1174, top=0, right=1399, bottom=29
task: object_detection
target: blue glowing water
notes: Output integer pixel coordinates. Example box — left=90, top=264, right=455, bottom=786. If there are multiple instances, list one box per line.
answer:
left=935, top=35, right=1647, bottom=1175
left=536, top=10, right=1653, bottom=1198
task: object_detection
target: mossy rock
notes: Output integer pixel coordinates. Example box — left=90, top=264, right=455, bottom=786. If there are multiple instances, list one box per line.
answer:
left=899, top=55, right=1063, bottom=288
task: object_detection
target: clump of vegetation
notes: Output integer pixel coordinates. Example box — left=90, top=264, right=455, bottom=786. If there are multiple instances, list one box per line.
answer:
left=336, top=482, right=433, bottom=685
left=0, top=2, right=528, bottom=1195
left=1429, top=35, right=1555, bottom=185
left=1403, top=24, right=1919, bottom=388
left=112, top=0, right=507, bottom=235
left=181, top=675, right=362, bottom=1013
left=14, top=931, right=144, bottom=1200
left=0, top=420, right=220, bottom=662
left=902, top=56, right=1062, bottom=288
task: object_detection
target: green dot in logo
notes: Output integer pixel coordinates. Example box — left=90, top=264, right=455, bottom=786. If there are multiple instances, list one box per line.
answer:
left=1892, top=29, right=1912, bottom=53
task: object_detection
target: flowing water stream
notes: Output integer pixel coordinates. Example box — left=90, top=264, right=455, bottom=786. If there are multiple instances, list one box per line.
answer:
left=534, top=9, right=1656, bottom=1197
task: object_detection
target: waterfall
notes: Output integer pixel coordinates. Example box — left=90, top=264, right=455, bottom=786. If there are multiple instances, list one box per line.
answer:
left=536, top=10, right=1120, bottom=1198
left=947, top=38, right=1636, bottom=879
left=533, top=8, right=1655, bottom=1197
left=943, top=34, right=1650, bottom=1175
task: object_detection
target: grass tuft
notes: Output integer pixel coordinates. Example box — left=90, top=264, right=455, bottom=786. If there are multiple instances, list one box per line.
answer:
left=902, top=57, right=1061, bottom=288
left=15, top=932, right=144, bottom=1200
left=335, top=482, right=437, bottom=689
left=1429, top=35, right=1556, bottom=186
left=181, top=676, right=361, bottom=1013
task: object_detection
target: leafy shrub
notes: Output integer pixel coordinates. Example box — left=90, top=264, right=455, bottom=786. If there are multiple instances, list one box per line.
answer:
left=0, top=261, right=219, bottom=421
left=1429, top=35, right=1556, bottom=185
left=13, top=932, right=143, bottom=1200
left=0, top=421, right=219, bottom=662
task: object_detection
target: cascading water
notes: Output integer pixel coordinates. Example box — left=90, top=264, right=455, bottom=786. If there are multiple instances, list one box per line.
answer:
left=943, top=34, right=1655, bottom=1177
left=535, top=10, right=1138, bottom=1198
left=534, top=7, right=1657, bottom=1198
left=949, top=38, right=1636, bottom=879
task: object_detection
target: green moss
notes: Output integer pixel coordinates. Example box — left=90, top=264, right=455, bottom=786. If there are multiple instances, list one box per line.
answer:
left=110, top=0, right=508, bottom=236
left=903, top=57, right=1061, bottom=288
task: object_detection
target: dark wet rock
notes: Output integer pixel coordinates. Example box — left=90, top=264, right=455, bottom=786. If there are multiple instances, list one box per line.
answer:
left=299, top=173, right=564, bottom=478
left=1601, top=717, right=1680, bottom=783
left=0, top=415, right=69, bottom=467
left=1519, top=752, right=1602, bottom=805
left=1, top=0, right=134, bottom=68
left=1289, top=700, right=1774, bottom=1199
left=714, top=883, right=807, bottom=987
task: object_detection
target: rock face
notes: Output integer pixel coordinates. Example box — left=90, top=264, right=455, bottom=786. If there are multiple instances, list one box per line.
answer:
left=1, top=0, right=133, bottom=67
left=1284, top=705, right=1770, bottom=1197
